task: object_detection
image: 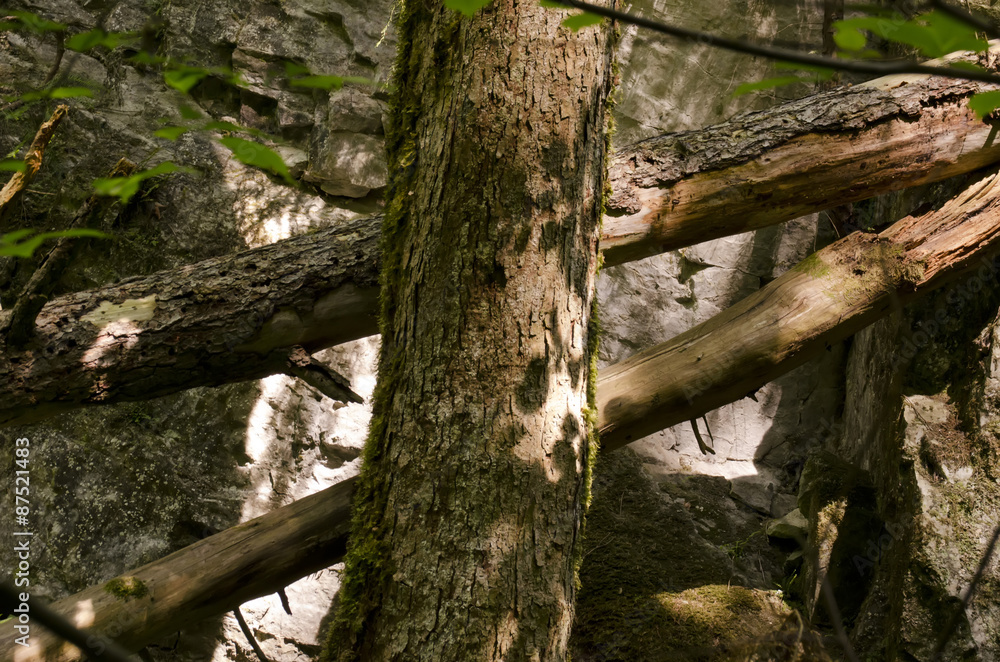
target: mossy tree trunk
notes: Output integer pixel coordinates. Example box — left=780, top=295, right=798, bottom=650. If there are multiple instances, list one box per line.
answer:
left=320, top=1, right=613, bottom=661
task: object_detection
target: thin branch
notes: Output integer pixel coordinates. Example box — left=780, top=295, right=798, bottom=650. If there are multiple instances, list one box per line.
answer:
left=2, top=158, right=135, bottom=347
left=233, top=607, right=271, bottom=662
left=0, top=104, right=68, bottom=228
left=549, top=0, right=1000, bottom=85
left=0, top=582, right=137, bottom=662
left=284, top=346, right=364, bottom=405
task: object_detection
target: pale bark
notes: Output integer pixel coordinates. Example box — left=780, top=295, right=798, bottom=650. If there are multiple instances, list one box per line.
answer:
left=0, top=477, right=355, bottom=662
left=2, top=66, right=999, bottom=427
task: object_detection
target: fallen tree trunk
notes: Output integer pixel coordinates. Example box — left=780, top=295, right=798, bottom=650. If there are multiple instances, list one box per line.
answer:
left=602, top=69, right=1000, bottom=265
left=9, top=166, right=1000, bottom=662
left=2, top=65, right=999, bottom=426
left=598, top=168, right=1000, bottom=449
left=0, top=477, right=355, bottom=662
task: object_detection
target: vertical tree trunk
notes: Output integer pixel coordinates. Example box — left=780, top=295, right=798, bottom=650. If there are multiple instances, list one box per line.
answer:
left=322, top=1, right=613, bottom=660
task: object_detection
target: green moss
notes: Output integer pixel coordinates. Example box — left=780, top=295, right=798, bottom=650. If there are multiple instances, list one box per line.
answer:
left=103, top=576, right=148, bottom=601
left=792, top=252, right=830, bottom=279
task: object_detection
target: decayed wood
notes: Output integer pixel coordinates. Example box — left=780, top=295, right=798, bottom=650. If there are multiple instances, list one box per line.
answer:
left=601, top=71, right=1000, bottom=265
left=0, top=476, right=355, bottom=662
left=597, top=168, right=1000, bottom=450
left=0, top=105, right=68, bottom=227
left=2, top=62, right=1000, bottom=425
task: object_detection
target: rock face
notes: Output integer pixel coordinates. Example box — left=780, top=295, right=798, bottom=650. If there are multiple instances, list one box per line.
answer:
left=4, top=0, right=1000, bottom=660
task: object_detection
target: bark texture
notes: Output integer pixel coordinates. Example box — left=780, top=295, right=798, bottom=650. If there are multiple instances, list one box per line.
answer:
left=0, top=477, right=355, bottom=662
left=321, top=1, right=612, bottom=660
left=2, top=67, right=999, bottom=425
left=12, top=158, right=1000, bottom=659
left=603, top=68, right=1000, bottom=265
left=0, top=216, right=380, bottom=427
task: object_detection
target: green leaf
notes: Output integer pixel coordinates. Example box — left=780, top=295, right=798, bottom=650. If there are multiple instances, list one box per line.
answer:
left=0, top=160, right=26, bottom=173
left=218, top=136, right=292, bottom=183
left=66, top=29, right=135, bottom=52
left=49, top=86, right=93, bottom=99
left=93, top=161, right=197, bottom=203
left=164, top=68, right=209, bottom=93
left=284, top=61, right=311, bottom=78
left=8, top=11, right=66, bottom=34
left=539, top=0, right=566, bottom=6
left=562, top=12, right=603, bottom=30
left=834, top=11, right=987, bottom=58
left=178, top=104, right=203, bottom=120
left=443, top=0, right=493, bottom=16
left=732, top=75, right=806, bottom=97
left=154, top=126, right=188, bottom=140
left=0, top=229, right=108, bottom=259
left=969, top=90, right=1000, bottom=119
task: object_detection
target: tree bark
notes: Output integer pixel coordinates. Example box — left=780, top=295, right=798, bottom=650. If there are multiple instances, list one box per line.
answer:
left=0, top=477, right=355, bottom=662
left=0, top=215, right=381, bottom=427
left=319, top=1, right=612, bottom=660
left=2, top=65, right=998, bottom=427
left=602, top=68, right=1000, bottom=265
left=8, top=160, right=1000, bottom=661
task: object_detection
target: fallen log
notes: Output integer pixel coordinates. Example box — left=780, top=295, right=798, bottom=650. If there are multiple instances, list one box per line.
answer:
left=601, top=70, right=1000, bottom=265
left=3, top=64, right=1000, bottom=426
left=0, top=476, right=355, bottom=662
left=597, top=168, right=1000, bottom=449
left=9, top=166, right=1000, bottom=662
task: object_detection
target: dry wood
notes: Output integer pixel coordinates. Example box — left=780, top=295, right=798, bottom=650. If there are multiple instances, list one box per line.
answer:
left=0, top=476, right=355, bottom=662
left=0, top=105, right=68, bottom=228
left=602, top=71, right=1000, bottom=265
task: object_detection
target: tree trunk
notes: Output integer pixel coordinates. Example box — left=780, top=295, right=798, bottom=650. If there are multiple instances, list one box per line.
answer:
left=2, top=64, right=998, bottom=427
left=320, top=1, right=612, bottom=660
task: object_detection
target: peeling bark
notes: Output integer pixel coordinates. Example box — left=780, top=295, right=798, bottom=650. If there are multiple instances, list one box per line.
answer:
left=602, top=70, right=1000, bottom=265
